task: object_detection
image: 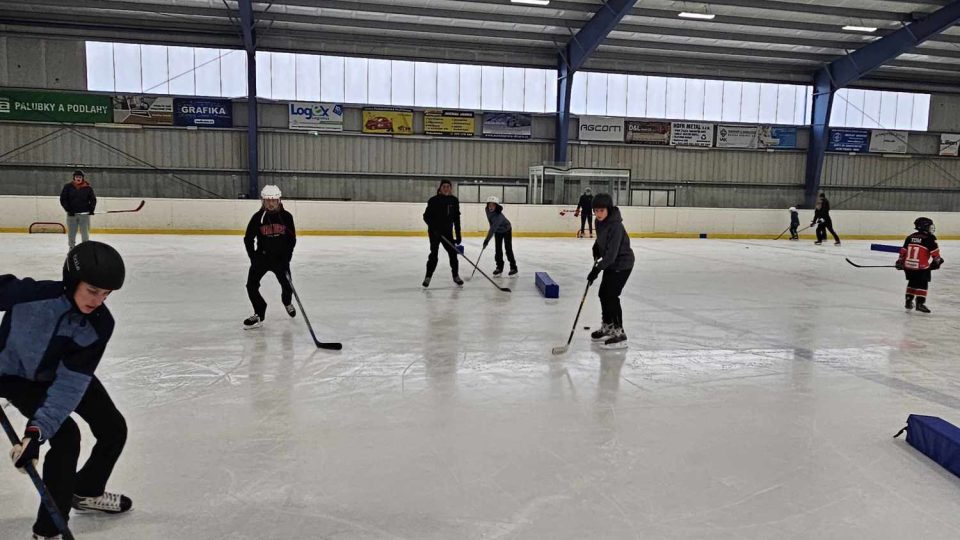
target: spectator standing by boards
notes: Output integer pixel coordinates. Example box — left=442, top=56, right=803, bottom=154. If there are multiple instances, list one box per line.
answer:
left=60, top=170, right=97, bottom=250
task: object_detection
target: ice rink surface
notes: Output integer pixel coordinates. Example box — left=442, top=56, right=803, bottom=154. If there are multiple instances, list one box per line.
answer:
left=3, top=233, right=960, bottom=539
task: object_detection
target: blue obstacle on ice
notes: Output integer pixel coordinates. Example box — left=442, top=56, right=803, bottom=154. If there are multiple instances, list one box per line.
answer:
left=871, top=243, right=901, bottom=253
left=535, top=272, right=559, bottom=299
left=895, top=415, right=960, bottom=479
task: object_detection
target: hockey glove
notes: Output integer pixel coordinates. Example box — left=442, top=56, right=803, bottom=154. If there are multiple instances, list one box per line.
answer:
left=9, top=425, right=41, bottom=473
left=455, top=236, right=462, bottom=246
left=931, top=257, right=944, bottom=270
left=895, top=259, right=904, bottom=271
left=574, top=209, right=580, bottom=217
left=587, top=267, right=601, bottom=283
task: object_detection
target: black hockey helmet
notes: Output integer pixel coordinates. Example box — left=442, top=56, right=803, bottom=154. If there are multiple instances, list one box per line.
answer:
left=914, top=217, right=934, bottom=233
left=592, top=193, right=614, bottom=210
left=63, top=241, right=125, bottom=293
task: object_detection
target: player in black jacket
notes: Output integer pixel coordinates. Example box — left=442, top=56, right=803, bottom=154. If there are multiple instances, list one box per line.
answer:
left=811, top=193, right=841, bottom=246
left=243, top=185, right=296, bottom=329
left=422, top=179, right=462, bottom=288
left=576, top=188, right=594, bottom=238
left=896, top=217, right=943, bottom=313
left=59, top=170, right=97, bottom=250
left=587, top=193, right=635, bottom=349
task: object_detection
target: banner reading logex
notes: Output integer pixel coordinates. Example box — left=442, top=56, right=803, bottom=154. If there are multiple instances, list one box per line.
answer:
left=0, top=90, right=111, bottom=123
left=289, top=102, right=343, bottom=132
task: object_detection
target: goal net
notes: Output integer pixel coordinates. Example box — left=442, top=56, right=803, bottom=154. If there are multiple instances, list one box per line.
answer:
left=528, top=165, right=632, bottom=206
left=29, top=222, right=66, bottom=234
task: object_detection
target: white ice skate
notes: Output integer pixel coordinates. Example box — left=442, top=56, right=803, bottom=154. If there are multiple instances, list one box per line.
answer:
left=72, top=491, right=133, bottom=514
left=600, top=327, right=628, bottom=350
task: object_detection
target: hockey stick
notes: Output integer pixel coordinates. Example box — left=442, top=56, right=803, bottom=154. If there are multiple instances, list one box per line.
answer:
left=845, top=258, right=896, bottom=269
left=773, top=226, right=790, bottom=240
left=105, top=200, right=145, bottom=214
left=285, top=271, right=343, bottom=350
left=469, top=245, right=486, bottom=279
left=440, top=236, right=510, bottom=292
left=0, top=405, right=75, bottom=540
left=552, top=278, right=593, bottom=355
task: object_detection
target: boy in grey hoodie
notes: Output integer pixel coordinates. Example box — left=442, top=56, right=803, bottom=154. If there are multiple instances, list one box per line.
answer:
left=587, top=193, right=635, bottom=349
left=483, top=196, right=518, bottom=276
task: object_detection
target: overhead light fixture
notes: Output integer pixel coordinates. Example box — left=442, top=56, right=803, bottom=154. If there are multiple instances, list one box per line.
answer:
left=843, top=25, right=877, bottom=33
left=510, top=0, right=551, bottom=5
left=679, top=12, right=716, bottom=20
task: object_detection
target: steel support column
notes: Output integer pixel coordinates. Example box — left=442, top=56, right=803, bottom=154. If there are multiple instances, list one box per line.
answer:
left=238, top=0, right=258, bottom=199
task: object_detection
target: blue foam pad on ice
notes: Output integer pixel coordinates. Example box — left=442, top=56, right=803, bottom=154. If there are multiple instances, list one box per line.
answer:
left=899, top=415, right=960, bottom=479
left=535, top=272, right=559, bottom=299
left=871, top=243, right=901, bottom=253
left=699, top=233, right=708, bottom=239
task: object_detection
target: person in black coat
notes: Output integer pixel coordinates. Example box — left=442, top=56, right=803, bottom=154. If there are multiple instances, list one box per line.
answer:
left=587, top=193, right=635, bottom=349
left=59, top=170, right=97, bottom=249
left=242, top=185, right=296, bottom=329
left=576, top=188, right=594, bottom=238
left=422, top=179, right=462, bottom=287
left=811, top=193, right=841, bottom=246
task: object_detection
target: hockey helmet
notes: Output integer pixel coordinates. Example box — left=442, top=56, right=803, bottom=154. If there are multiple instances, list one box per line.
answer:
left=260, top=185, right=282, bottom=200
left=915, top=216, right=935, bottom=233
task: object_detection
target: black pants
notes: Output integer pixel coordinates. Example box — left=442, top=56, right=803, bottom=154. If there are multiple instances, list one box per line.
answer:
left=580, top=213, right=593, bottom=235
left=247, top=258, right=292, bottom=318
left=816, top=219, right=840, bottom=243
left=789, top=224, right=798, bottom=238
left=0, top=376, right=126, bottom=537
left=426, top=230, right=459, bottom=276
left=905, top=269, right=931, bottom=297
left=494, top=231, right=517, bottom=271
left=598, top=268, right=632, bottom=328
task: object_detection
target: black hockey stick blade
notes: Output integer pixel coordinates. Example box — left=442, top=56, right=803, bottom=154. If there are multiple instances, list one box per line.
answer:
left=469, top=246, right=486, bottom=280
left=0, top=406, right=76, bottom=540
left=286, top=272, right=343, bottom=350
left=845, top=258, right=896, bottom=269
left=773, top=226, right=790, bottom=240
left=552, top=279, right=594, bottom=355
left=106, top=200, right=145, bottom=213
left=440, top=236, right=510, bottom=292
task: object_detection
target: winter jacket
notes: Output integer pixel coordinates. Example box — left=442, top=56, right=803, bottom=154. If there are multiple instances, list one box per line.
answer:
left=0, top=275, right=114, bottom=440
left=423, top=194, right=461, bottom=240
left=899, top=231, right=941, bottom=271
left=790, top=211, right=800, bottom=227
left=812, top=199, right=832, bottom=224
left=244, top=207, right=296, bottom=263
left=484, top=204, right=512, bottom=245
left=577, top=194, right=593, bottom=214
left=591, top=206, right=635, bottom=272
left=60, top=181, right=97, bottom=215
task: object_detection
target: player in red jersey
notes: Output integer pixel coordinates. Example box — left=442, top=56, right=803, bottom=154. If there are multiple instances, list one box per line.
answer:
left=896, top=217, right=943, bottom=313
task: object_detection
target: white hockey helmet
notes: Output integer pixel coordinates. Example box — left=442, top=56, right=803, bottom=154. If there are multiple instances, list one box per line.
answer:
left=789, top=206, right=797, bottom=212
left=261, top=185, right=282, bottom=200
left=486, top=196, right=500, bottom=204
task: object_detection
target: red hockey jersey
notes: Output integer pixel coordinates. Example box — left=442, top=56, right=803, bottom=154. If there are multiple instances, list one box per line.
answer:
left=899, top=232, right=941, bottom=271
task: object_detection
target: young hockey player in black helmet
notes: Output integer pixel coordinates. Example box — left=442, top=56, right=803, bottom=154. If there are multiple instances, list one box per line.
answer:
left=587, top=193, right=635, bottom=349
left=243, top=185, right=297, bottom=329
left=483, top=196, right=518, bottom=277
left=1, top=241, right=132, bottom=539
left=896, top=217, right=943, bottom=313
left=422, top=179, right=463, bottom=287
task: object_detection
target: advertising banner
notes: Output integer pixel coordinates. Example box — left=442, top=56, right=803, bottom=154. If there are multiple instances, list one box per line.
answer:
left=362, top=108, right=413, bottom=135
left=869, top=129, right=909, bottom=154
left=670, top=122, right=714, bottom=147
left=578, top=116, right=625, bottom=142
left=482, top=112, right=532, bottom=139
left=113, top=95, right=173, bottom=125
left=424, top=110, right=475, bottom=137
left=827, top=128, right=870, bottom=152
left=758, top=126, right=798, bottom=149
left=0, top=90, right=111, bottom=123
left=625, top=121, right=671, bottom=145
left=940, top=133, right=960, bottom=157
left=288, top=102, right=343, bottom=132
left=716, top=125, right=759, bottom=149
left=173, top=98, right=232, bottom=127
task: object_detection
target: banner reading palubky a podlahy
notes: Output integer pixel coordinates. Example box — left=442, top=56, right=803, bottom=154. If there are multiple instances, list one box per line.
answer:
left=173, top=98, right=232, bottom=127
left=716, top=125, right=759, bottom=149
left=827, top=128, right=869, bottom=153
left=625, top=121, right=670, bottom=145
left=289, top=102, right=343, bottom=132
left=482, top=112, right=532, bottom=139
left=869, top=129, right=909, bottom=154
left=362, top=108, right=413, bottom=135
left=578, top=116, right=625, bottom=142
left=0, top=90, right=111, bottom=123
left=113, top=95, right=173, bottom=125
left=670, top=122, right=714, bottom=147
left=940, top=134, right=960, bottom=157
left=758, top=126, right=798, bottom=149
left=424, top=110, right=475, bottom=137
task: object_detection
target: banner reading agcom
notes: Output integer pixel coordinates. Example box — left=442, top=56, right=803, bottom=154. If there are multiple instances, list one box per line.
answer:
left=289, top=102, right=343, bottom=132
left=579, top=116, right=624, bottom=142
left=0, top=90, right=111, bottom=123
left=363, top=108, right=413, bottom=135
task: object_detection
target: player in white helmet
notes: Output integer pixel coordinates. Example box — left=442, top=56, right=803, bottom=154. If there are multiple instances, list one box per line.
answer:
left=243, top=185, right=297, bottom=329
left=483, top=196, right=517, bottom=276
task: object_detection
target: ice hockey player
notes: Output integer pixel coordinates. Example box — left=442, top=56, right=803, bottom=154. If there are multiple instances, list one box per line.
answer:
left=896, top=217, right=943, bottom=313
left=422, top=179, right=463, bottom=287
left=482, top=196, right=518, bottom=276
left=1, top=241, right=132, bottom=540
left=789, top=206, right=800, bottom=240
left=576, top=188, right=594, bottom=238
left=588, top=193, right=635, bottom=349
left=811, top=193, right=841, bottom=246
left=243, top=185, right=297, bottom=329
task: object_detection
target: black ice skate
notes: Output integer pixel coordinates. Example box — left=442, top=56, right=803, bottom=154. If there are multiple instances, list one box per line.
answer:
left=834, top=241, right=841, bottom=246
left=814, top=240, right=822, bottom=245
left=422, top=274, right=432, bottom=288
left=32, top=534, right=63, bottom=540
left=243, top=314, right=262, bottom=329
left=285, top=304, right=296, bottom=318
left=591, top=323, right=614, bottom=342
left=905, top=295, right=914, bottom=310
left=508, top=267, right=518, bottom=276
left=72, top=492, right=132, bottom=514
left=493, top=267, right=503, bottom=276
left=916, top=297, right=931, bottom=313
left=601, top=327, right=628, bottom=349
left=452, top=274, right=464, bottom=286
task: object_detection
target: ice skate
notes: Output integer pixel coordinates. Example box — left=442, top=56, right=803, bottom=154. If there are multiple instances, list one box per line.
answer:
left=285, top=304, right=296, bottom=317
left=422, top=274, right=432, bottom=288
left=32, top=534, right=63, bottom=540
left=452, top=274, right=464, bottom=286
left=834, top=241, right=841, bottom=246
left=72, top=491, right=132, bottom=514
left=243, top=314, right=262, bottom=329
left=493, top=267, right=503, bottom=276
left=600, top=327, right=628, bottom=349
left=508, top=267, right=518, bottom=276
left=905, top=295, right=914, bottom=310
left=591, top=323, right=614, bottom=342
left=916, top=298, right=931, bottom=313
